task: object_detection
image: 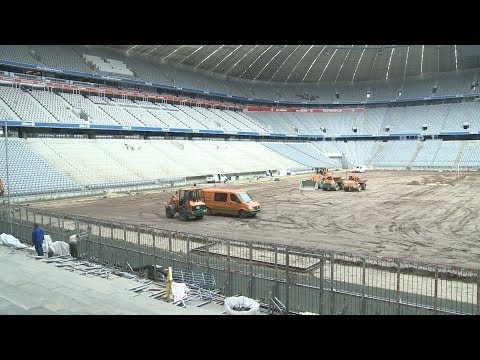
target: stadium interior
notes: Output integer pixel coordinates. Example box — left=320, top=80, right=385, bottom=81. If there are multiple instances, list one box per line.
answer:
left=0, top=45, right=480, bottom=196
left=2, top=44, right=480, bottom=315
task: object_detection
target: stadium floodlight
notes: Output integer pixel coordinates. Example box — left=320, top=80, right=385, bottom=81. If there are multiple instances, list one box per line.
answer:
left=3, top=119, right=12, bottom=234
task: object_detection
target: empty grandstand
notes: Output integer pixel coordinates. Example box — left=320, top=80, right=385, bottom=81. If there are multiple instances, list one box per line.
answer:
left=0, top=45, right=479, bottom=193
left=0, top=46, right=479, bottom=183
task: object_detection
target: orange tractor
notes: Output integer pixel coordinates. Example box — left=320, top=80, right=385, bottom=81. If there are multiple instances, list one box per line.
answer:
left=300, top=166, right=345, bottom=191
left=318, top=174, right=344, bottom=191
left=300, top=166, right=331, bottom=189
left=343, top=172, right=367, bottom=192
left=165, top=188, right=207, bottom=220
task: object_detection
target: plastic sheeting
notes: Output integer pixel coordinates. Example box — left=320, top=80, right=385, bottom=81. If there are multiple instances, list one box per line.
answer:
left=68, top=234, right=78, bottom=244
left=0, top=233, right=28, bottom=249
left=171, top=282, right=189, bottom=301
left=49, top=241, right=70, bottom=256
left=43, top=235, right=54, bottom=253
left=224, top=296, right=260, bottom=315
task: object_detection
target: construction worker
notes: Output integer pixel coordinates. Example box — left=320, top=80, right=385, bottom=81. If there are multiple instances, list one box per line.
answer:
left=0, top=178, right=4, bottom=197
left=32, top=223, right=45, bottom=256
left=68, top=234, right=79, bottom=258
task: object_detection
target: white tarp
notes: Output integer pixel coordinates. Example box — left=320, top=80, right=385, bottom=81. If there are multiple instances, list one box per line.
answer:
left=224, top=296, right=260, bottom=315
left=0, top=233, right=27, bottom=249
left=42, top=234, right=54, bottom=253
left=171, top=282, right=189, bottom=301
left=49, top=241, right=70, bottom=256
left=68, top=234, right=78, bottom=244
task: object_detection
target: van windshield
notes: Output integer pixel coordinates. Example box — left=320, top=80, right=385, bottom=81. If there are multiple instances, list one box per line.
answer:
left=238, top=192, right=252, bottom=202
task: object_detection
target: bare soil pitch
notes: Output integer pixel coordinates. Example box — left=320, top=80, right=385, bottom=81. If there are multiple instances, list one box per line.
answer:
left=29, top=170, right=480, bottom=268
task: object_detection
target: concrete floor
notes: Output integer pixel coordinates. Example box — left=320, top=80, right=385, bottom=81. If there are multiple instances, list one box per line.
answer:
left=0, top=246, right=223, bottom=315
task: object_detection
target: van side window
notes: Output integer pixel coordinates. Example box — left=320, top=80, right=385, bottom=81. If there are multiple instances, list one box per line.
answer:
left=230, top=194, right=241, bottom=203
left=214, top=192, right=227, bottom=202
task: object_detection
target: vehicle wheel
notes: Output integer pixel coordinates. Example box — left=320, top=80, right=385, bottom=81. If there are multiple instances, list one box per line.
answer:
left=362, top=183, right=367, bottom=190
left=179, top=208, right=187, bottom=220
left=166, top=206, right=175, bottom=218
left=239, top=210, right=247, bottom=218
left=344, top=187, right=349, bottom=192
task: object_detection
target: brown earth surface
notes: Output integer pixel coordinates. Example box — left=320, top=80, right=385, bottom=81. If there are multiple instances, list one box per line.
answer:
left=28, top=170, right=480, bottom=269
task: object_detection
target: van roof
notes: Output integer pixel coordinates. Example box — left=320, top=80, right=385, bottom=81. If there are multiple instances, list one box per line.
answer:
left=203, top=188, right=246, bottom=193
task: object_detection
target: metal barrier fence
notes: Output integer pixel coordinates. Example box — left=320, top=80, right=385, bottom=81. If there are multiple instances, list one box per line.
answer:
left=1, top=204, right=479, bottom=315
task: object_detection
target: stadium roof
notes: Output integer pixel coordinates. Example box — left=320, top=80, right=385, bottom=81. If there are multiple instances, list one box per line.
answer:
left=106, top=45, right=480, bottom=83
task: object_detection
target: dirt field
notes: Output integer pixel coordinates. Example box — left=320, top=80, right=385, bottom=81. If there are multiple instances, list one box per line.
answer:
left=29, top=170, right=480, bottom=269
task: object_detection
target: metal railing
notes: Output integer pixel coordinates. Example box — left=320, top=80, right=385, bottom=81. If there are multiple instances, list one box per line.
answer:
left=1, top=204, right=479, bottom=315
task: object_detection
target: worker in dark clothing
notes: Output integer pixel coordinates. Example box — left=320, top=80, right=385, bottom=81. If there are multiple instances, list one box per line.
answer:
left=68, top=234, right=79, bottom=258
left=32, top=223, right=45, bottom=256
left=0, top=178, right=4, bottom=197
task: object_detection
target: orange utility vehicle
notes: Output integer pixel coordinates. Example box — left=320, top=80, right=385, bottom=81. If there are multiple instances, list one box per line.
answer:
left=343, top=172, right=367, bottom=191
left=319, top=174, right=344, bottom=191
left=165, top=188, right=207, bottom=220
left=203, top=188, right=260, bottom=218
left=300, top=166, right=331, bottom=189
left=300, top=167, right=345, bottom=190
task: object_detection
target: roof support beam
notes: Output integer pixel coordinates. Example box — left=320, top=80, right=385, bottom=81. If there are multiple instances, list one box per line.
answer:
left=385, top=47, right=395, bottom=80
left=284, top=45, right=314, bottom=83
left=146, top=45, right=162, bottom=56
left=253, top=45, right=287, bottom=80
left=225, top=45, right=258, bottom=75
left=239, top=45, right=272, bottom=78
left=270, top=45, right=301, bottom=81
left=454, top=45, right=458, bottom=71
left=437, top=46, right=440, bottom=72
left=302, top=45, right=327, bottom=82
left=317, top=48, right=338, bottom=83
left=163, top=45, right=184, bottom=60
left=403, top=46, right=410, bottom=79
left=420, top=45, right=424, bottom=74
left=335, top=45, right=353, bottom=82
left=179, top=46, right=205, bottom=64
left=127, top=45, right=139, bottom=52
left=210, top=45, right=242, bottom=71
left=352, top=45, right=366, bottom=82
left=369, top=49, right=379, bottom=81
left=195, top=45, right=224, bottom=68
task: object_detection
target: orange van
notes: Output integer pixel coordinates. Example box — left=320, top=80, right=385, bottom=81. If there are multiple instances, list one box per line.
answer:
left=203, top=188, right=261, bottom=218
